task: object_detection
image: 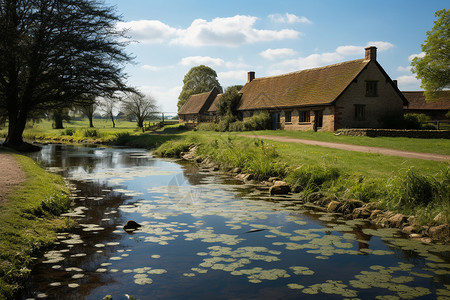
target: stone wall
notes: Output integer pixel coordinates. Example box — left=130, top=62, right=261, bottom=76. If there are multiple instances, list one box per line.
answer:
left=336, top=128, right=450, bottom=139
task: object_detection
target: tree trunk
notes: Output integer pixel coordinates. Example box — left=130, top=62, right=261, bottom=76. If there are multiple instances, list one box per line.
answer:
left=110, top=113, right=115, bottom=128
left=3, top=110, right=39, bottom=151
left=88, top=116, right=94, bottom=128
left=53, top=112, right=64, bottom=129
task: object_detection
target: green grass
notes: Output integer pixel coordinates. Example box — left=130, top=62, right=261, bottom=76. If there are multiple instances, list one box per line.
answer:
left=0, top=149, right=73, bottom=299
left=240, top=130, right=450, bottom=155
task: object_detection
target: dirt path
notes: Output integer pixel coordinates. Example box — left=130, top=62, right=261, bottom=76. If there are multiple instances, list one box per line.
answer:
left=0, top=153, right=26, bottom=205
left=243, top=135, right=450, bottom=162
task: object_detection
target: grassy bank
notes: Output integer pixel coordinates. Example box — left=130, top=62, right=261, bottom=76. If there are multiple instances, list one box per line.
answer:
left=154, top=132, right=449, bottom=226
left=0, top=150, right=73, bottom=299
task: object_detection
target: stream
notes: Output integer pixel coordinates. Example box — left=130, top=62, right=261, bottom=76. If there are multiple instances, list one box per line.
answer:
left=22, top=144, right=449, bottom=299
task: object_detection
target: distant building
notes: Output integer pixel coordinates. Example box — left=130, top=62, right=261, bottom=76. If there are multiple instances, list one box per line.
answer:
left=178, top=87, right=220, bottom=123
left=403, top=91, right=450, bottom=120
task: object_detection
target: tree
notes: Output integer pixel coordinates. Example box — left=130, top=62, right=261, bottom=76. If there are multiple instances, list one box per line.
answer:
left=178, top=65, right=223, bottom=110
left=121, top=93, right=158, bottom=128
left=0, top=0, right=133, bottom=150
left=99, top=97, right=118, bottom=128
left=77, top=95, right=98, bottom=128
left=216, top=85, right=243, bottom=117
left=411, top=9, right=450, bottom=101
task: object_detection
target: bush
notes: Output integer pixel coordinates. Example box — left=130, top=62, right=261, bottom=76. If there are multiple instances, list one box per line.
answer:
left=61, top=128, right=76, bottom=136
left=113, top=132, right=132, bottom=145
left=228, top=121, right=245, bottom=131
left=197, top=123, right=218, bottom=131
left=243, top=112, right=271, bottom=131
left=217, top=115, right=236, bottom=132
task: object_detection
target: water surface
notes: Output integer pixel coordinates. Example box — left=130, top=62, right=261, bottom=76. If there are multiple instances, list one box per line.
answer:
left=23, top=144, right=449, bottom=299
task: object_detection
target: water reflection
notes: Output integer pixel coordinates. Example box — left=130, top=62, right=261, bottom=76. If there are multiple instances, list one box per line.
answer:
left=23, top=144, right=449, bottom=300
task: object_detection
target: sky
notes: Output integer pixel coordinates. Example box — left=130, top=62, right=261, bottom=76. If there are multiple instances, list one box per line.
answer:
left=103, top=0, right=448, bottom=113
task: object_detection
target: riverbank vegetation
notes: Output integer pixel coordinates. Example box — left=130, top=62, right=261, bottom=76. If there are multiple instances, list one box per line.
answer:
left=154, top=132, right=449, bottom=226
left=0, top=150, right=73, bottom=299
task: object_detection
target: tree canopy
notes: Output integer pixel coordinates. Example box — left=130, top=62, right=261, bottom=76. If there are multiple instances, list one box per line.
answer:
left=178, top=65, right=222, bottom=111
left=216, top=85, right=243, bottom=117
left=411, top=9, right=450, bottom=101
left=0, top=0, right=133, bottom=149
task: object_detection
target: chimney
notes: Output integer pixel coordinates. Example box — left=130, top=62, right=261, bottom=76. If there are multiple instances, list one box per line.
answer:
left=393, top=80, right=398, bottom=87
left=247, top=71, right=255, bottom=83
left=364, top=46, right=377, bottom=61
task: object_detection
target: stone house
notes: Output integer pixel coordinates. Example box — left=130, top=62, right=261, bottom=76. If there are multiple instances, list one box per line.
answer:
left=178, top=87, right=220, bottom=123
left=403, top=91, right=450, bottom=120
left=237, top=47, right=408, bottom=131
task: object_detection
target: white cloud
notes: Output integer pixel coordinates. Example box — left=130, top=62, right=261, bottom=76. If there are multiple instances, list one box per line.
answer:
left=366, top=41, right=395, bottom=51
left=336, top=45, right=364, bottom=56
left=180, top=56, right=225, bottom=67
left=396, top=75, right=421, bottom=90
left=119, top=15, right=300, bottom=47
left=173, top=15, right=300, bottom=47
left=142, top=65, right=162, bottom=71
left=117, top=20, right=179, bottom=43
left=268, top=13, right=312, bottom=24
left=218, top=70, right=249, bottom=87
left=397, top=66, right=412, bottom=72
left=260, top=48, right=298, bottom=60
left=408, top=52, right=425, bottom=61
left=276, top=52, right=344, bottom=72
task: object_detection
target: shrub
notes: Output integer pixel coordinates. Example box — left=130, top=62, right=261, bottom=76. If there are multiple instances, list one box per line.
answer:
left=243, top=112, right=271, bottom=131
left=217, top=115, right=236, bottom=132
left=61, top=128, right=75, bottom=136
left=228, top=121, right=245, bottom=131
left=197, top=123, right=218, bottom=131
left=113, top=132, right=132, bottom=145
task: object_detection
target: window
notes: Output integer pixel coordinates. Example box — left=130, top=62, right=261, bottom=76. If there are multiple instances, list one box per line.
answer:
left=366, top=81, right=378, bottom=97
left=299, top=110, right=310, bottom=123
left=354, top=104, right=366, bottom=120
left=284, top=111, right=292, bottom=123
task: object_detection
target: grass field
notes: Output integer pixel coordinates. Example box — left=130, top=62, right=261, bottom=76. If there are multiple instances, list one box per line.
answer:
left=0, top=149, right=73, bottom=299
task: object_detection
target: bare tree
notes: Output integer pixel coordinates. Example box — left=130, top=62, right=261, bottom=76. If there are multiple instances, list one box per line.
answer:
left=121, top=93, right=158, bottom=128
left=77, top=95, right=98, bottom=128
left=0, top=0, right=134, bottom=150
left=99, top=97, right=118, bottom=128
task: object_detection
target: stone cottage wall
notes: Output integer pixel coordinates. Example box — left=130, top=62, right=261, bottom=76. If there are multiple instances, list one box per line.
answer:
left=335, top=61, right=404, bottom=130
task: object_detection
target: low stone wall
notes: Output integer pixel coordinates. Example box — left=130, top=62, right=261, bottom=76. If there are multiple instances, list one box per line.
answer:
left=336, top=128, right=450, bottom=139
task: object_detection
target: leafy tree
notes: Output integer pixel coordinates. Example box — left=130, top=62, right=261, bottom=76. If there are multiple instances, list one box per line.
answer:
left=411, top=9, right=450, bottom=101
left=178, top=65, right=222, bottom=110
left=121, top=93, right=158, bottom=128
left=216, top=85, right=243, bottom=117
left=0, top=0, right=133, bottom=150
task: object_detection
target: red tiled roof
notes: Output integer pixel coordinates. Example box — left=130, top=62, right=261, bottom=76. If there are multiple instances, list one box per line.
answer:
left=237, top=59, right=370, bottom=110
left=178, top=88, right=218, bottom=115
left=403, top=91, right=450, bottom=110
left=208, top=93, right=223, bottom=112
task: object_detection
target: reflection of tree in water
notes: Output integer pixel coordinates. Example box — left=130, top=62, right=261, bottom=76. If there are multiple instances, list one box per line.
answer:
left=23, top=174, right=132, bottom=299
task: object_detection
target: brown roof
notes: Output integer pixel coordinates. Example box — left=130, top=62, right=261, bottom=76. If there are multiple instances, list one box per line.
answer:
left=208, top=93, right=223, bottom=113
left=237, top=59, right=371, bottom=110
left=403, top=91, right=450, bottom=110
left=178, top=88, right=219, bottom=115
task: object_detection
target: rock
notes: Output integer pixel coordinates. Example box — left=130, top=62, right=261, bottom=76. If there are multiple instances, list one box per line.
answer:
left=388, top=213, right=407, bottom=228
left=407, top=215, right=419, bottom=227
left=269, top=181, right=291, bottom=195
left=327, top=201, right=340, bottom=212
left=123, top=220, right=141, bottom=231
left=410, top=233, right=423, bottom=239
left=433, top=212, right=447, bottom=224
left=339, top=199, right=365, bottom=214
left=403, top=225, right=418, bottom=234
left=428, top=224, right=449, bottom=239
left=370, top=210, right=383, bottom=220
left=306, top=192, right=326, bottom=203
left=316, top=197, right=333, bottom=207
left=352, top=207, right=371, bottom=219
left=232, top=168, right=241, bottom=174
left=268, top=177, right=280, bottom=183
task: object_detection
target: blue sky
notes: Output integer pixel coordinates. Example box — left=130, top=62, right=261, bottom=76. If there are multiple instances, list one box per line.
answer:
left=104, top=0, right=448, bottom=112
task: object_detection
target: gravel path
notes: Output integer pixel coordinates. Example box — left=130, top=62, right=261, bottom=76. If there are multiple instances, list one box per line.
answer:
left=0, top=153, right=26, bottom=205
left=244, top=135, right=450, bottom=162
